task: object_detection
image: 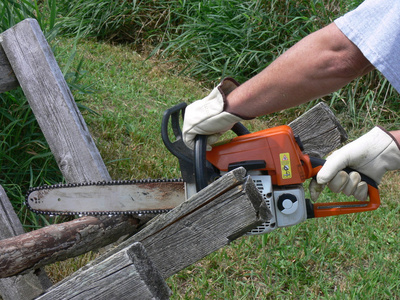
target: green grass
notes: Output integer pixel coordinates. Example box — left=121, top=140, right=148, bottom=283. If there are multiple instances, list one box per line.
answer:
left=55, top=38, right=206, bottom=180
left=1, top=0, right=400, bottom=298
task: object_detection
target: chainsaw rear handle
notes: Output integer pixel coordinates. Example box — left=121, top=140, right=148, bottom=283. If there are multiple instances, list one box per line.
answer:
left=162, top=102, right=248, bottom=192
left=309, top=156, right=380, bottom=218
left=161, top=102, right=196, bottom=185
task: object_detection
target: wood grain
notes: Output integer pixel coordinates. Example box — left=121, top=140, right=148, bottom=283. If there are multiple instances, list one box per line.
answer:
left=0, top=43, right=19, bottom=93
left=36, top=243, right=171, bottom=300
left=93, top=168, right=270, bottom=279
left=289, top=102, right=347, bottom=158
left=1, top=18, right=110, bottom=183
left=0, top=186, right=52, bottom=300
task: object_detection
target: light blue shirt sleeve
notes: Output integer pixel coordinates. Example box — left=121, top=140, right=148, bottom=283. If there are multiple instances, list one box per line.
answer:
left=335, top=0, right=400, bottom=92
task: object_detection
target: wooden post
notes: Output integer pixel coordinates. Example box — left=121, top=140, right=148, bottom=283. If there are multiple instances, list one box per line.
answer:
left=0, top=186, right=52, bottom=300
left=1, top=18, right=109, bottom=183
left=0, top=214, right=140, bottom=278
left=0, top=43, right=19, bottom=93
left=36, top=168, right=267, bottom=299
left=90, top=168, right=270, bottom=279
left=289, top=102, right=347, bottom=158
left=36, top=243, right=171, bottom=300
left=0, top=17, right=141, bottom=282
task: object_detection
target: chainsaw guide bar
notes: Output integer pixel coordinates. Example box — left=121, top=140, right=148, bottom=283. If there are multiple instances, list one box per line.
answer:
left=26, top=178, right=185, bottom=216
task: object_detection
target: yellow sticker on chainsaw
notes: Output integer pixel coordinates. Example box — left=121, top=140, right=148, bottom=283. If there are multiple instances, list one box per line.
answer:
left=279, top=153, right=292, bottom=179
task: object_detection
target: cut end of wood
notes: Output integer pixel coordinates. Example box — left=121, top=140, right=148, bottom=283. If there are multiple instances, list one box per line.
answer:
left=227, top=176, right=273, bottom=241
left=128, top=243, right=171, bottom=299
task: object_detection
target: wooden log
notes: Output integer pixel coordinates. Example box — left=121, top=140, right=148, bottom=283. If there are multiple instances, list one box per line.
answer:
left=90, top=168, right=270, bottom=279
left=0, top=42, right=19, bottom=93
left=0, top=186, right=52, bottom=300
left=289, top=102, right=348, bottom=158
left=0, top=214, right=140, bottom=278
left=1, top=18, right=109, bottom=183
left=36, top=243, right=171, bottom=300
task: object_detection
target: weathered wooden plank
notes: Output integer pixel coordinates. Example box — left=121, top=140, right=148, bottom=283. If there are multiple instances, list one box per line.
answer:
left=289, top=102, right=348, bottom=158
left=35, top=169, right=265, bottom=298
left=1, top=18, right=110, bottom=183
left=0, top=42, right=19, bottom=93
left=0, top=186, right=25, bottom=238
left=0, top=18, right=141, bottom=281
left=36, top=243, right=171, bottom=300
left=92, top=168, right=270, bottom=279
left=0, top=186, right=52, bottom=300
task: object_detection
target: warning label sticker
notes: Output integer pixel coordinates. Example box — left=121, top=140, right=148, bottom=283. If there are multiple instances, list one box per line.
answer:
left=280, top=153, right=292, bottom=179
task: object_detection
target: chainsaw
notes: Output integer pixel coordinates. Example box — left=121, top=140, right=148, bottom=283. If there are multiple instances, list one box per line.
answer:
left=26, top=102, right=380, bottom=235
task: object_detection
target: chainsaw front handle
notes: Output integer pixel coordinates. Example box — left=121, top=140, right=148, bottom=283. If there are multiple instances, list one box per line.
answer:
left=309, top=156, right=380, bottom=218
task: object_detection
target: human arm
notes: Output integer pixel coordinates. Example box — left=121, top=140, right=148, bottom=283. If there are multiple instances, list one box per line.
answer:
left=183, top=22, right=374, bottom=149
left=224, top=22, right=374, bottom=118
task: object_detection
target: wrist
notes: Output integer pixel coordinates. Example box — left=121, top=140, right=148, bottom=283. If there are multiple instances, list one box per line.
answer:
left=377, top=126, right=400, bottom=151
left=221, top=78, right=254, bottom=120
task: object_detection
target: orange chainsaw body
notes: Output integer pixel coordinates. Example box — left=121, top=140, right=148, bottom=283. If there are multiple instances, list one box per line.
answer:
left=207, top=125, right=313, bottom=186
left=206, top=125, right=380, bottom=218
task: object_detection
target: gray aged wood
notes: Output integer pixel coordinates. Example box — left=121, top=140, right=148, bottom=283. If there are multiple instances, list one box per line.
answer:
left=0, top=43, right=19, bottom=93
left=36, top=243, right=171, bottom=300
left=1, top=18, right=110, bottom=183
left=289, top=102, right=348, bottom=158
left=33, top=169, right=265, bottom=298
left=94, top=168, right=270, bottom=279
left=0, top=18, right=139, bottom=283
left=0, top=186, right=52, bottom=300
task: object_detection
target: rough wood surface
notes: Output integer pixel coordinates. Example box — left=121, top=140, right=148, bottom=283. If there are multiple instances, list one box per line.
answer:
left=1, top=18, right=109, bottom=183
left=289, top=102, right=348, bottom=158
left=92, top=168, right=270, bottom=279
left=0, top=18, right=140, bottom=281
left=0, top=186, right=52, bottom=300
left=0, top=43, right=19, bottom=93
left=0, top=214, right=140, bottom=278
left=36, top=243, right=171, bottom=300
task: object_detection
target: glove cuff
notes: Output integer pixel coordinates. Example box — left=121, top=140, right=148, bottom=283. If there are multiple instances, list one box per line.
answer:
left=219, top=78, right=253, bottom=120
left=377, top=125, right=400, bottom=151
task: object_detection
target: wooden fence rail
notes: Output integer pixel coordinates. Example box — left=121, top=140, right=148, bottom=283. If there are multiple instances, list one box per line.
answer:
left=37, top=167, right=268, bottom=299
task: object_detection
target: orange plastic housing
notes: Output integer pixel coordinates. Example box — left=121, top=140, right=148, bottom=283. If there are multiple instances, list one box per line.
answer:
left=206, top=125, right=313, bottom=186
left=206, top=125, right=380, bottom=218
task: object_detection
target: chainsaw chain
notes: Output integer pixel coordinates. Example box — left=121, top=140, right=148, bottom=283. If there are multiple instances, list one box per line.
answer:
left=25, top=178, right=183, bottom=216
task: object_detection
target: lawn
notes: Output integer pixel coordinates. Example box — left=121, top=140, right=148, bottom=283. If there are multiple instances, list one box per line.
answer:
left=1, top=0, right=399, bottom=298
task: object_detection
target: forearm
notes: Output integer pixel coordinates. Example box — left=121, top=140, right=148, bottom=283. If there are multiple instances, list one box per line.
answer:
left=225, top=23, right=374, bottom=118
left=390, top=130, right=400, bottom=144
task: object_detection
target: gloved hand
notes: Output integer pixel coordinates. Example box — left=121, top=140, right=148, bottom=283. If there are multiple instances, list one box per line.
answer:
left=310, top=126, right=400, bottom=201
left=182, top=78, right=248, bottom=150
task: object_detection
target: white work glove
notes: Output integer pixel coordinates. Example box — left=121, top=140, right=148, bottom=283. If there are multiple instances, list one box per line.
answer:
left=182, top=78, right=246, bottom=150
left=310, top=126, right=400, bottom=201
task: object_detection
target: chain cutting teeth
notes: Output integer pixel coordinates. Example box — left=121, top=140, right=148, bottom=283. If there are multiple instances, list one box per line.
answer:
left=25, top=178, right=182, bottom=216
